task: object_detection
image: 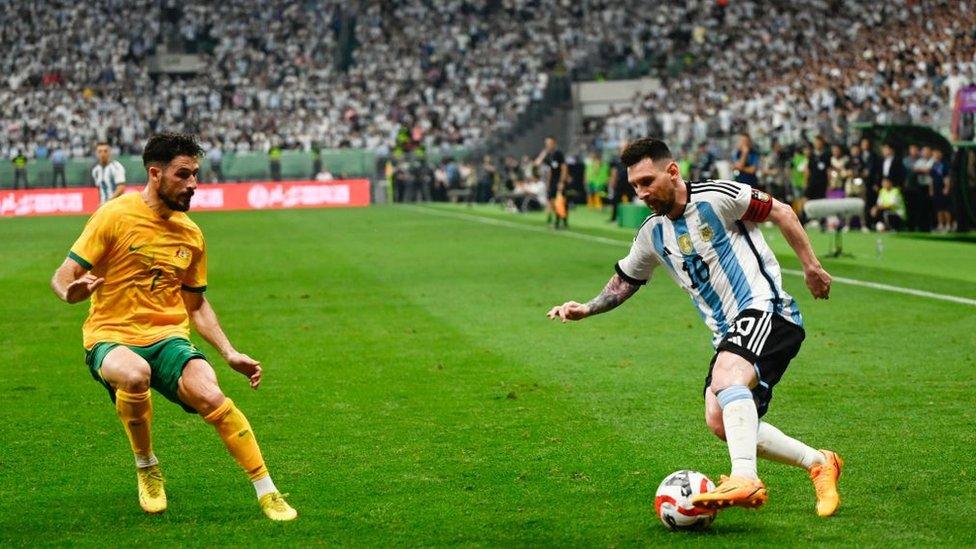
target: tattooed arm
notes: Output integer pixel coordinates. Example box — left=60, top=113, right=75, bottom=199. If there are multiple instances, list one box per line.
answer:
left=546, top=273, right=641, bottom=323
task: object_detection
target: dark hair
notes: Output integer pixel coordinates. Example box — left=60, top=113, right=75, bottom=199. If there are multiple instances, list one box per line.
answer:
left=620, top=137, right=672, bottom=168
left=142, top=133, right=204, bottom=168
left=96, top=141, right=110, bottom=148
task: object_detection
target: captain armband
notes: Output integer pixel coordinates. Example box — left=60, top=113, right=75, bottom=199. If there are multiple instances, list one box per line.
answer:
left=741, top=188, right=773, bottom=222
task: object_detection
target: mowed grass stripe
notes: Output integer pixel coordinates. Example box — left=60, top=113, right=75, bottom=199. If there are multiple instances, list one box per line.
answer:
left=411, top=204, right=976, bottom=305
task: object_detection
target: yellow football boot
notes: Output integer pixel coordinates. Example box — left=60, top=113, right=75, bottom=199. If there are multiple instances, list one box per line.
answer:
left=259, top=492, right=298, bottom=521
left=136, top=465, right=167, bottom=514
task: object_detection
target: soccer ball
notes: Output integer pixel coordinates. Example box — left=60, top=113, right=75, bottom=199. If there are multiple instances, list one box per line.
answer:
left=654, top=470, right=717, bottom=531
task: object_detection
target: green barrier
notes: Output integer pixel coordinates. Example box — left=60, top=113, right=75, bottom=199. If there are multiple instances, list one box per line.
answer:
left=617, top=203, right=653, bottom=229
left=0, top=149, right=383, bottom=188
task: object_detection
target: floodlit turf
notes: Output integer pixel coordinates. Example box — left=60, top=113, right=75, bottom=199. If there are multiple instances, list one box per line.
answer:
left=1, top=203, right=974, bottom=546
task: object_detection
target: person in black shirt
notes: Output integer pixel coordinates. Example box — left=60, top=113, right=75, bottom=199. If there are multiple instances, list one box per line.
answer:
left=533, top=136, right=569, bottom=228
left=805, top=135, right=830, bottom=200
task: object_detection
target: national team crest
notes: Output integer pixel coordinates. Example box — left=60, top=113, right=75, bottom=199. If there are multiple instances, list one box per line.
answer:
left=700, top=225, right=714, bottom=242
left=678, top=234, right=693, bottom=254
left=175, top=247, right=191, bottom=260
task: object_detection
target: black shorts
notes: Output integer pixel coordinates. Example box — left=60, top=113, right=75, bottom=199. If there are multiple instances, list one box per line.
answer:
left=547, top=182, right=559, bottom=200
left=703, top=309, right=805, bottom=417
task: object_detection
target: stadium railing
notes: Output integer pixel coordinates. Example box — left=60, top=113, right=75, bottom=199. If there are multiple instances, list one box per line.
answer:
left=0, top=149, right=378, bottom=188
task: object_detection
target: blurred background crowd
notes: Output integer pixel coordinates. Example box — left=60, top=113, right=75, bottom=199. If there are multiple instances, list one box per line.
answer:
left=2, top=0, right=974, bottom=231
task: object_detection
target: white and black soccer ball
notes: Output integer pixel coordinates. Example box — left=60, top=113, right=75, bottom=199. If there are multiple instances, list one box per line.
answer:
left=654, top=470, right=717, bottom=531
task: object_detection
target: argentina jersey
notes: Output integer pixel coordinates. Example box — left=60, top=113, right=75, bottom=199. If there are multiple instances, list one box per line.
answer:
left=92, top=160, right=126, bottom=204
left=615, top=179, right=803, bottom=348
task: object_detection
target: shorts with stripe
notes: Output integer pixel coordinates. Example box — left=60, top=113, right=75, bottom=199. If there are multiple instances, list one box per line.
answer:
left=703, top=308, right=805, bottom=417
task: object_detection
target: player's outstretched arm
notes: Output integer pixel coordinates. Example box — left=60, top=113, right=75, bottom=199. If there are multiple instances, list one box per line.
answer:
left=50, top=257, right=104, bottom=304
left=547, top=273, right=640, bottom=323
left=767, top=199, right=831, bottom=299
left=182, top=290, right=262, bottom=389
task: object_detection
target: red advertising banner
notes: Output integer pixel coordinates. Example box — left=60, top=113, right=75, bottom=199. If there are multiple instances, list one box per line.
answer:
left=0, top=179, right=371, bottom=218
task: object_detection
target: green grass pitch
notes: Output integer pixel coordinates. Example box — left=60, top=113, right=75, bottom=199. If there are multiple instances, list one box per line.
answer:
left=1, top=203, right=974, bottom=546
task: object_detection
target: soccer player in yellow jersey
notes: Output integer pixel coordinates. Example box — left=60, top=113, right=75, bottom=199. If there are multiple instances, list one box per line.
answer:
left=50, top=133, right=297, bottom=521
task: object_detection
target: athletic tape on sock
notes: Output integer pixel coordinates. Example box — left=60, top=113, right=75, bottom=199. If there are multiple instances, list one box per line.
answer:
left=716, top=385, right=753, bottom=409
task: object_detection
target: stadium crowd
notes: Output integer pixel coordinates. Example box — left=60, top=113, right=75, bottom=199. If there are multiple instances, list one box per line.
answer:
left=2, top=0, right=973, bottom=234
left=1, top=0, right=680, bottom=161
left=596, top=0, right=976, bottom=152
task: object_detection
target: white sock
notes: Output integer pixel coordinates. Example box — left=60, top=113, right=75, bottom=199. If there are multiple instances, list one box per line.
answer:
left=253, top=475, right=278, bottom=499
left=718, top=385, right=760, bottom=480
left=757, top=422, right=824, bottom=469
left=135, top=453, right=159, bottom=469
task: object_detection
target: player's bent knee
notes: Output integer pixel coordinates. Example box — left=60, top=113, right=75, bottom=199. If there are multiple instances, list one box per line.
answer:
left=186, top=383, right=226, bottom=416
left=104, top=355, right=151, bottom=392
left=710, top=352, right=757, bottom=393
left=177, top=360, right=227, bottom=416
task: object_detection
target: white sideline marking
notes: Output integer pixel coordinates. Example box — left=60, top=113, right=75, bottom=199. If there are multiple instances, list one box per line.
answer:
left=408, top=205, right=976, bottom=307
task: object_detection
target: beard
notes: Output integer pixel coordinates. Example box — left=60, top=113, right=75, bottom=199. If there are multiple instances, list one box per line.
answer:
left=157, top=181, right=193, bottom=212
left=645, top=194, right=673, bottom=216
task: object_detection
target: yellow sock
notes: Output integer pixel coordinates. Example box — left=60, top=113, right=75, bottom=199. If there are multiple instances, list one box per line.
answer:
left=204, top=398, right=268, bottom=481
left=116, top=389, right=154, bottom=463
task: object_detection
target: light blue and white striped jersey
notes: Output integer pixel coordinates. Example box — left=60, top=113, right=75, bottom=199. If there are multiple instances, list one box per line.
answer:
left=92, top=160, right=126, bottom=204
left=616, top=179, right=802, bottom=348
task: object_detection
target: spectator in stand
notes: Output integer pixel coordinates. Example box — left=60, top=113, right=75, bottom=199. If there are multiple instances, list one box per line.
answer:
left=268, top=144, right=282, bottom=182
left=930, top=148, right=953, bottom=232
left=827, top=144, right=850, bottom=199
left=415, top=157, right=434, bottom=203
left=693, top=142, right=716, bottom=182
left=913, top=146, right=935, bottom=231
left=208, top=143, right=224, bottom=183
left=879, top=143, right=905, bottom=188
left=843, top=144, right=868, bottom=230
left=501, top=156, right=519, bottom=195
left=51, top=145, right=67, bottom=188
left=12, top=150, right=28, bottom=189
left=760, top=141, right=788, bottom=201
left=857, top=138, right=881, bottom=225
left=460, top=160, right=477, bottom=200
left=732, top=133, right=760, bottom=189
left=806, top=136, right=831, bottom=202
left=433, top=160, right=448, bottom=202
left=476, top=155, right=497, bottom=203
left=871, top=178, right=906, bottom=231
left=902, top=144, right=923, bottom=231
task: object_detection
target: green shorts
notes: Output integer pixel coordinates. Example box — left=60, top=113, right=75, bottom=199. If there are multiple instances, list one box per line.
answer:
left=85, top=336, right=207, bottom=414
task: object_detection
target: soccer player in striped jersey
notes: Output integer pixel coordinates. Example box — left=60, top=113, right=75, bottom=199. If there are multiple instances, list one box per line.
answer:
left=92, top=142, right=127, bottom=204
left=547, top=137, right=843, bottom=517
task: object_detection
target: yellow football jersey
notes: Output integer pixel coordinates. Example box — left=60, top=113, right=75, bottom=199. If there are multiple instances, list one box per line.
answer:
left=68, top=192, right=207, bottom=349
